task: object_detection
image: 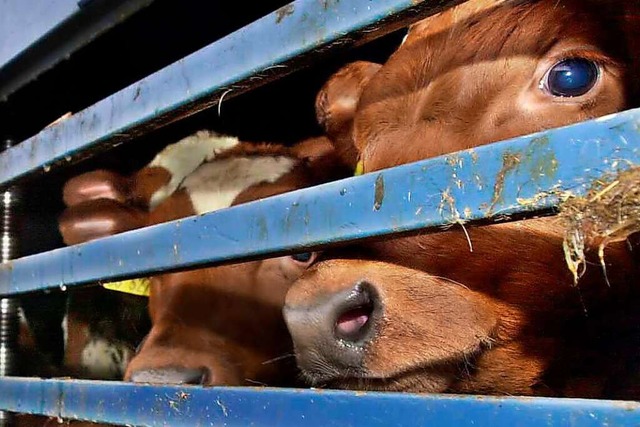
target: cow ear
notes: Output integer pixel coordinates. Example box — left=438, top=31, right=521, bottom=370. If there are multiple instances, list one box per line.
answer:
left=290, top=136, right=335, bottom=161
left=63, top=170, right=132, bottom=207
left=58, top=199, right=147, bottom=246
left=315, top=61, right=382, bottom=170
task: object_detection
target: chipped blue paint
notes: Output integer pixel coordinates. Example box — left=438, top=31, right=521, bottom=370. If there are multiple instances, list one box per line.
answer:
left=0, top=0, right=462, bottom=188
left=1, top=108, right=639, bottom=295
left=0, top=377, right=638, bottom=426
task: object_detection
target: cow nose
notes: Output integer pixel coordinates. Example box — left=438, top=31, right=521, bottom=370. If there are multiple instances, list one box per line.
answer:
left=333, top=282, right=376, bottom=342
left=128, top=366, right=209, bottom=385
left=284, top=281, right=379, bottom=373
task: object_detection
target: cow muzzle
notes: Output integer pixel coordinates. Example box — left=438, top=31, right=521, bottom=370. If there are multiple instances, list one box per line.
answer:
left=283, top=281, right=381, bottom=383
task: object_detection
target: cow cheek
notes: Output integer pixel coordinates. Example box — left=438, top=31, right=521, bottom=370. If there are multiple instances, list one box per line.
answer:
left=362, top=280, right=499, bottom=382
left=253, top=258, right=304, bottom=306
left=279, top=257, right=316, bottom=283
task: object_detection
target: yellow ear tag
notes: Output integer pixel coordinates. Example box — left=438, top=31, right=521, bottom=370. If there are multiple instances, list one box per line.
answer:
left=354, top=160, right=364, bottom=176
left=103, top=278, right=151, bottom=297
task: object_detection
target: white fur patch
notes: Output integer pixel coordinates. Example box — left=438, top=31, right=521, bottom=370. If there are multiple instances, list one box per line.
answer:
left=182, top=156, right=297, bottom=214
left=148, top=130, right=239, bottom=209
left=81, top=338, right=132, bottom=380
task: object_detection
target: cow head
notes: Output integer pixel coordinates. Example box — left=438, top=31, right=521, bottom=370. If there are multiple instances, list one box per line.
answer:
left=284, top=0, right=640, bottom=397
left=60, top=132, right=348, bottom=386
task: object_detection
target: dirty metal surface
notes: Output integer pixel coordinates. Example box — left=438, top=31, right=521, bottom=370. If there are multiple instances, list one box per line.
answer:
left=0, top=377, right=638, bottom=426
left=0, top=0, right=155, bottom=100
left=1, top=108, right=639, bottom=295
left=0, top=0, right=464, bottom=189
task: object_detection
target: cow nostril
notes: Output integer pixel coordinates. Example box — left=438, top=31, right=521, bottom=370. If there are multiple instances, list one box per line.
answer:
left=129, top=366, right=209, bottom=385
left=335, top=303, right=373, bottom=339
left=333, top=282, right=376, bottom=342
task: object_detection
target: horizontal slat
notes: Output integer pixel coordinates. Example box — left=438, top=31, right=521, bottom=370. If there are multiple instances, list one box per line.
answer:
left=1, top=108, right=639, bottom=295
left=0, top=0, right=462, bottom=189
left=0, top=0, right=155, bottom=100
left=0, top=0, right=83, bottom=68
left=0, top=377, right=638, bottom=426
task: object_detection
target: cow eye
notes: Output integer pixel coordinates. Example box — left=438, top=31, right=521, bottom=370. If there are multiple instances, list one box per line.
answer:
left=289, top=252, right=317, bottom=265
left=542, top=58, right=599, bottom=97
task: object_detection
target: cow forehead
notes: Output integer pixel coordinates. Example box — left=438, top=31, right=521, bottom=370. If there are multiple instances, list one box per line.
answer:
left=181, top=155, right=297, bottom=215
left=148, top=130, right=240, bottom=209
left=372, top=0, right=608, bottom=96
left=353, top=0, right=623, bottom=168
left=403, top=0, right=511, bottom=45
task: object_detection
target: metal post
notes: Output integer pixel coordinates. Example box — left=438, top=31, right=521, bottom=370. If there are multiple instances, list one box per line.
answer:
left=0, top=139, right=19, bottom=427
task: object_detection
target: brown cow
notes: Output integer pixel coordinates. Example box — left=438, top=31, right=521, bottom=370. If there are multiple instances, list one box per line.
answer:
left=284, top=0, right=640, bottom=398
left=59, top=130, right=347, bottom=387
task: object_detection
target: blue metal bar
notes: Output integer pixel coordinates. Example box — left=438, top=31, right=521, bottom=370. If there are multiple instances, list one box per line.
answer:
left=0, top=0, right=155, bottom=100
left=1, top=108, right=639, bottom=295
left=0, top=377, right=638, bottom=426
left=0, top=0, right=460, bottom=189
left=0, top=0, right=80, bottom=67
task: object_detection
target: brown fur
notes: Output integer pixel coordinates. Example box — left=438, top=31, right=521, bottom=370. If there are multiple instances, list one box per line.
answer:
left=356, top=0, right=634, bottom=170
left=59, top=135, right=349, bottom=387
left=284, top=0, right=640, bottom=398
left=315, top=62, right=382, bottom=168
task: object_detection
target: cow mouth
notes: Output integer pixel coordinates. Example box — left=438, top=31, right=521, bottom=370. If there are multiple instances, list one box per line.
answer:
left=298, top=337, right=488, bottom=393
left=302, top=360, right=459, bottom=393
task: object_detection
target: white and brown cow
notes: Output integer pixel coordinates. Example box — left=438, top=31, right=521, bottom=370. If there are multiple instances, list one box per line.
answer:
left=59, top=130, right=348, bottom=387
left=283, top=0, right=640, bottom=399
